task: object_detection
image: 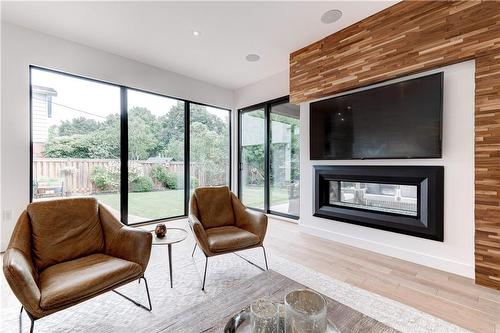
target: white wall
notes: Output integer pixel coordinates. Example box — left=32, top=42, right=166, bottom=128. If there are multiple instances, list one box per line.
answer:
left=301, top=61, right=476, bottom=278
left=0, top=22, right=234, bottom=250
left=234, top=61, right=475, bottom=278
left=234, top=70, right=288, bottom=110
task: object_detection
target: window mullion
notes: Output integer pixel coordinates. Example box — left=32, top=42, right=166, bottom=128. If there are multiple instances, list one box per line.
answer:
left=120, top=86, right=128, bottom=224
left=184, top=101, right=190, bottom=216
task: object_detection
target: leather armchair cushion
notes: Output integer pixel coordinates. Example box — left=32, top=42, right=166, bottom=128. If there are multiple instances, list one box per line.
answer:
left=39, top=253, right=141, bottom=310
left=206, top=226, right=260, bottom=253
left=194, top=186, right=235, bottom=229
left=28, top=198, right=104, bottom=271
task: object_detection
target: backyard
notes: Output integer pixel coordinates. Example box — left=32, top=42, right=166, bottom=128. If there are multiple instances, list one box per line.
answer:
left=31, top=66, right=300, bottom=225
left=94, top=186, right=290, bottom=222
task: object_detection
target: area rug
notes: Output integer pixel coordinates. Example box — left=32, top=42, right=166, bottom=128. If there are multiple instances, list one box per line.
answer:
left=0, top=230, right=469, bottom=333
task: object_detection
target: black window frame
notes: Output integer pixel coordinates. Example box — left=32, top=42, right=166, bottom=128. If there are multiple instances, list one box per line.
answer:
left=29, top=65, right=232, bottom=226
left=238, top=96, right=300, bottom=220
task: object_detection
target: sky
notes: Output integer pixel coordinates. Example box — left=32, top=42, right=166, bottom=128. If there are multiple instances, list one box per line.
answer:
left=31, top=68, right=228, bottom=129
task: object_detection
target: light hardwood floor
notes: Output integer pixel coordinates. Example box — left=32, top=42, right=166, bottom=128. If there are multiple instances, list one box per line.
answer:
left=1, top=218, right=499, bottom=332
left=265, top=218, right=500, bottom=333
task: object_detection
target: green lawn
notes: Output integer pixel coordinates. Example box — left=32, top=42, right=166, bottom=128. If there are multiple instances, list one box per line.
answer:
left=94, top=186, right=290, bottom=221
left=241, top=186, right=289, bottom=209
left=95, top=190, right=184, bottom=220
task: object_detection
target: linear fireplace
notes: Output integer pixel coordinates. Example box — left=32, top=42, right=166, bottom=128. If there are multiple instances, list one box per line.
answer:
left=314, top=166, right=444, bottom=241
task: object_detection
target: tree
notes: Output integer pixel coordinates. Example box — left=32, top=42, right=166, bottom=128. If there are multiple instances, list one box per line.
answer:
left=190, top=122, right=229, bottom=185
left=44, top=132, right=119, bottom=159
left=160, top=103, right=229, bottom=163
left=163, top=139, right=183, bottom=161
left=190, top=104, right=226, bottom=133
left=159, top=102, right=185, bottom=145
left=44, top=114, right=120, bottom=159
left=43, top=103, right=231, bottom=177
left=128, top=107, right=160, bottom=160
left=57, top=117, right=101, bottom=136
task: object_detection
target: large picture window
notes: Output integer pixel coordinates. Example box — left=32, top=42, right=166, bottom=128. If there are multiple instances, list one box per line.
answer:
left=30, top=68, right=121, bottom=212
left=189, top=103, right=231, bottom=195
left=125, top=90, right=185, bottom=223
left=238, top=97, right=300, bottom=219
left=30, top=66, right=231, bottom=225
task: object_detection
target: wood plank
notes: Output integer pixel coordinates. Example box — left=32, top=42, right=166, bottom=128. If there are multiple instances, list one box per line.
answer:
left=265, top=219, right=500, bottom=333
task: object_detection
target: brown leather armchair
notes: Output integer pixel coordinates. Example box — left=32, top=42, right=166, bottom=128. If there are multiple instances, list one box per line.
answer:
left=3, top=198, right=153, bottom=332
left=188, top=186, right=268, bottom=290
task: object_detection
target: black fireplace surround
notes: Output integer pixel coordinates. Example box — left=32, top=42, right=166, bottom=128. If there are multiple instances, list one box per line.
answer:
left=314, top=166, right=444, bottom=241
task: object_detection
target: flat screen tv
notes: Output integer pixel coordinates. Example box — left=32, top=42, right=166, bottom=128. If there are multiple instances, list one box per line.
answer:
left=310, top=72, right=443, bottom=160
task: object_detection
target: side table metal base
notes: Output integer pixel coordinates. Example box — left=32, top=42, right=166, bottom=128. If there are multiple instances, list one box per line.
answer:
left=168, top=243, right=173, bottom=288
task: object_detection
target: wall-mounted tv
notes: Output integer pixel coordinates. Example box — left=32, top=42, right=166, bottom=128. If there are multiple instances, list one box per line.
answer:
left=310, top=72, right=443, bottom=160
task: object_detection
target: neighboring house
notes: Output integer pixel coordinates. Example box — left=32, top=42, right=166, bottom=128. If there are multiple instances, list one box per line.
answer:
left=32, top=85, right=57, bottom=158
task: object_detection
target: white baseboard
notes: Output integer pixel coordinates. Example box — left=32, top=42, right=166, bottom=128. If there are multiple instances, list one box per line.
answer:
left=299, top=224, right=474, bottom=278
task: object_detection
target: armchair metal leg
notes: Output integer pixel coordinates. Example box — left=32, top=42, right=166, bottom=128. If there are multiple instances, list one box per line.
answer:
left=262, top=246, right=269, bottom=270
left=19, top=306, right=35, bottom=333
left=19, top=306, right=22, bottom=333
left=233, top=247, right=269, bottom=272
left=201, top=256, right=208, bottom=291
left=112, top=276, right=152, bottom=311
left=191, top=243, right=197, bottom=257
left=201, top=246, right=268, bottom=291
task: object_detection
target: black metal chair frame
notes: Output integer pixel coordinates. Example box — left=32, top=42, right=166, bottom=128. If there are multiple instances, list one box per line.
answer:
left=191, top=243, right=269, bottom=290
left=19, top=275, right=152, bottom=333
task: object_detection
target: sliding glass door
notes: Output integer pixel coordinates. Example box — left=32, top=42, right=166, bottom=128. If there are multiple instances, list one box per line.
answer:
left=239, top=108, right=266, bottom=210
left=238, top=97, right=300, bottom=219
left=270, top=103, right=300, bottom=216
left=30, top=66, right=231, bottom=225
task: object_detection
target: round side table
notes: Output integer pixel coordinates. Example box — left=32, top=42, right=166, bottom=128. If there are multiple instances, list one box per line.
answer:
left=150, top=227, right=188, bottom=288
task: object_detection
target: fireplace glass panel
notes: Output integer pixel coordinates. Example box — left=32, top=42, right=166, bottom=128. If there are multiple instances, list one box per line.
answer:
left=329, top=181, right=418, bottom=217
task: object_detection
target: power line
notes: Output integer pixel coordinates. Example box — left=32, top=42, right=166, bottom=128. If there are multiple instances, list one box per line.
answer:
left=32, top=96, right=107, bottom=119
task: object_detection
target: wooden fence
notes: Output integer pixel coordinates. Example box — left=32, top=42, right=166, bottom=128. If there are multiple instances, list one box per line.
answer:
left=33, top=158, right=205, bottom=195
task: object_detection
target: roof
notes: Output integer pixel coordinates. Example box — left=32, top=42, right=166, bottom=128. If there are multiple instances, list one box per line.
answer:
left=32, top=85, right=57, bottom=97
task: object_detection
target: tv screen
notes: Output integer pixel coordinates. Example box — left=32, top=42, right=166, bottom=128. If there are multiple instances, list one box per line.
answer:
left=310, top=72, right=443, bottom=160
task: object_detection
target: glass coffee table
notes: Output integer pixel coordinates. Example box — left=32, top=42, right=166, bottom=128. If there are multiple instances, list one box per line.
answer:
left=150, top=227, right=188, bottom=288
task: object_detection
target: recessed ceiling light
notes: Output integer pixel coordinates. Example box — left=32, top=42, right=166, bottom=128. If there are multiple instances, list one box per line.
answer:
left=246, top=54, right=260, bottom=62
left=192, top=30, right=200, bottom=36
left=321, top=9, right=342, bottom=24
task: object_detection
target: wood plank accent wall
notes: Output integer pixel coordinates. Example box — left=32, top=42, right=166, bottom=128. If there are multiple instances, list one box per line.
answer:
left=289, top=1, right=500, bottom=290
left=475, top=51, right=500, bottom=290
left=290, top=1, right=500, bottom=103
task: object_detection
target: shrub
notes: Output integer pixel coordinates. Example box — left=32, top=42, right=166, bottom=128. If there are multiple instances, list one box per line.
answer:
left=151, top=166, right=177, bottom=189
left=190, top=176, right=199, bottom=188
left=90, top=161, right=146, bottom=193
left=130, top=175, right=153, bottom=192
left=90, top=166, right=118, bottom=191
left=128, top=161, right=144, bottom=183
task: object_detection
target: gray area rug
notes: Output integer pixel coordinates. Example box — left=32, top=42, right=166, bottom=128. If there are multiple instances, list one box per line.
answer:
left=1, top=230, right=469, bottom=333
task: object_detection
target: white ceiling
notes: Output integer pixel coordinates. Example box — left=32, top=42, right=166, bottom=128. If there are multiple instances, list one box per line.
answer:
left=1, top=1, right=396, bottom=90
